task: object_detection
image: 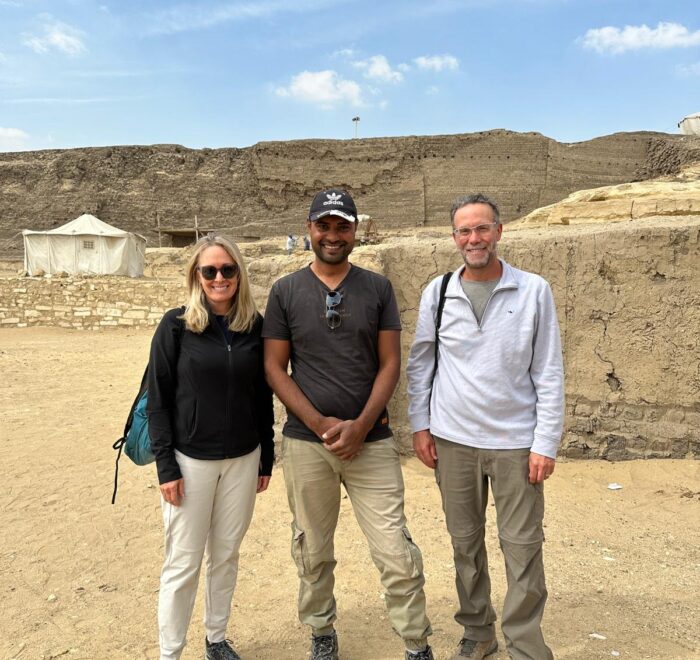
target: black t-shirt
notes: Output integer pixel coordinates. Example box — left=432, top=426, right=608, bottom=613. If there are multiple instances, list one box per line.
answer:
left=262, top=264, right=402, bottom=442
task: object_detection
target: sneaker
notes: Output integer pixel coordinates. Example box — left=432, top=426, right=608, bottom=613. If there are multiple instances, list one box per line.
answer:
left=406, top=645, right=434, bottom=659
left=205, top=637, right=241, bottom=660
left=450, top=638, right=498, bottom=659
left=309, top=631, right=339, bottom=660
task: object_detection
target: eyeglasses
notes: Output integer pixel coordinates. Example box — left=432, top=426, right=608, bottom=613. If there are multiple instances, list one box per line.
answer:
left=326, top=290, right=342, bottom=330
left=452, top=222, right=498, bottom=238
left=198, top=263, right=239, bottom=280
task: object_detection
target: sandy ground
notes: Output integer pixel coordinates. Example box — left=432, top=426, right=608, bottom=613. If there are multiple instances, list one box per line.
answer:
left=0, top=327, right=698, bottom=660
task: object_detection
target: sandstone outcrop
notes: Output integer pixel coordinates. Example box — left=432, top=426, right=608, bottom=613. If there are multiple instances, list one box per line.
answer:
left=2, top=130, right=700, bottom=255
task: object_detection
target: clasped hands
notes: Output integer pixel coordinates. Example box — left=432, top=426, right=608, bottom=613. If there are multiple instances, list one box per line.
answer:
left=317, top=416, right=368, bottom=461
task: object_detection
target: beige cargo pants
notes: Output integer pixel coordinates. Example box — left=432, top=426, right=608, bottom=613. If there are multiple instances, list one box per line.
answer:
left=281, top=436, right=432, bottom=650
left=434, top=438, right=553, bottom=660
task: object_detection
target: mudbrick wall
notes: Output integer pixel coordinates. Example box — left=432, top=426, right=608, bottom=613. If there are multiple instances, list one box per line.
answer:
left=1, top=217, right=698, bottom=460
left=2, top=130, right=700, bottom=252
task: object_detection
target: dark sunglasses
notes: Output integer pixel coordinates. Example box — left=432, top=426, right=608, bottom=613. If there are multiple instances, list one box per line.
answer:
left=198, top=263, right=239, bottom=280
left=326, top=290, right=342, bottom=330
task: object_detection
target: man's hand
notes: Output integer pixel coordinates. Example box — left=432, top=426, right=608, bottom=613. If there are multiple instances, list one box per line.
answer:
left=413, top=430, right=438, bottom=469
left=315, top=416, right=344, bottom=444
left=160, top=478, right=185, bottom=506
left=257, top=476, right=271, bottom=493
left=322, top=419, right=367, bottom=460
left=528, top=452, right=555, bottom=484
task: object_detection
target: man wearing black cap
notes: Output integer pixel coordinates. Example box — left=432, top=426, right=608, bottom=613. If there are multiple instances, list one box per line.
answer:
left=263, top=189, right=433, bottom=660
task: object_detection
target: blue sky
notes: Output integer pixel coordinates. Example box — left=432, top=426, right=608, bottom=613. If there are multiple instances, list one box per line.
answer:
left=1, top=0, right=699, bottom=151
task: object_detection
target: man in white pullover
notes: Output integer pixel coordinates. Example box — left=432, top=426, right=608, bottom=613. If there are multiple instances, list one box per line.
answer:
left=406, top=193, right=564, bottom=660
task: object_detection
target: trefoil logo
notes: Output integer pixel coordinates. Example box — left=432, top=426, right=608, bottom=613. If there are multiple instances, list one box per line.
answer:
left=323, top=192, right=343, bottom=206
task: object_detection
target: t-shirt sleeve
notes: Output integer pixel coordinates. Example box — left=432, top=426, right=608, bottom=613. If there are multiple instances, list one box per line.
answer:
left=379, top=278, right=402, bottom=331
left=261, top=281, right=291, bottom=340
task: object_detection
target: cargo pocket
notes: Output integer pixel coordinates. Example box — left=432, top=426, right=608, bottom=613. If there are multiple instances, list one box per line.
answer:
left=401, top=527, right=424, bottom=580
left=291, top=524, right=308, bottom=577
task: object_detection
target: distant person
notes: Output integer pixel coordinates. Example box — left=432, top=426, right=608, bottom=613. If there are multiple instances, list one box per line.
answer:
left=286, top=233, right=296, bottom=255
left=303, top=234, right=311, bottom=251
left=263, top=188, right=433, bottom=660
left=406, top=193, right=564, bottom=660
left=147, top=234, right=274, bottom=660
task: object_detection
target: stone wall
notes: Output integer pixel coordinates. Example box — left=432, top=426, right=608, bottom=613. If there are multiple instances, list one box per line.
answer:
left=3, top=131, right=700, bottom=254
left=2, top=217, right=698, bottom=459
left=0, top=277, right=183, bottom=329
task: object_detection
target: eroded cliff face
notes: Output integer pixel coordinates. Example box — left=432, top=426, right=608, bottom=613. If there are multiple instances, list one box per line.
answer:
left=2, top=130, right=699, bottom=253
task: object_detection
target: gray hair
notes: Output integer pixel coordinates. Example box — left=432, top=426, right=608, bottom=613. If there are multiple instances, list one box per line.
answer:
left=450, top=193, right=500, bottom=227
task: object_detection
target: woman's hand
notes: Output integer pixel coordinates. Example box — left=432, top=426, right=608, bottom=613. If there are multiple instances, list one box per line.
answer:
left=160, top=478, right=185, bottom=506
left=257, top=476, right=271, bottom=493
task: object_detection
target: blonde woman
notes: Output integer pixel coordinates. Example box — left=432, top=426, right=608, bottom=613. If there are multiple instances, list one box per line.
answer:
left=147, top=234, right=274, bottom=660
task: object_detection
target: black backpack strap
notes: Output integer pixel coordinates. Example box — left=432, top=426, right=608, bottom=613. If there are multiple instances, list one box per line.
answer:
left=433, top=272, right=451, bottom=375
left=428, top=272, right=451, bottom=417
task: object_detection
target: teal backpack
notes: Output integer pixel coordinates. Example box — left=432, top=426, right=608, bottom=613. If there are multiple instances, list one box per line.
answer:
left=111, top=314, right=185, bottom=503
left=112, top=367, right=153, bottom=503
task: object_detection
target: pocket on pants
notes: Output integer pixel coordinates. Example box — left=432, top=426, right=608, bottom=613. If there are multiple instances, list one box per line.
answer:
left=401, top=527, right=424, bottom=579
left=291, top=524, right=308, bottom=576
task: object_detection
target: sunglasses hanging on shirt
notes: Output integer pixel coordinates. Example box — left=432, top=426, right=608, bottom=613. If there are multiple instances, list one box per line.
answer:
left=326, top=290, right=343, bottom=330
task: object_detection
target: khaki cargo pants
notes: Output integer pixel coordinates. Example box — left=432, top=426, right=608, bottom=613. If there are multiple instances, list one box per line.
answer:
left=281, top=436, right=432, bottom=649
left=434, top=438, right=553, bottom=660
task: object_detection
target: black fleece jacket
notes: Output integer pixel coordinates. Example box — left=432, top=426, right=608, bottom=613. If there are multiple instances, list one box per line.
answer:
left=147, top=307, right=274, bottom=485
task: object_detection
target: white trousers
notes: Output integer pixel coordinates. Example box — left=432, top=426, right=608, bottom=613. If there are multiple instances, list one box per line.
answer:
left=158, top=447, right=260, bottom=660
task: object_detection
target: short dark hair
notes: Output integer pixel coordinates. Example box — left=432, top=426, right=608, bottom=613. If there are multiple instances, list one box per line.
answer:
left=450, top=193, right=500, bottom=227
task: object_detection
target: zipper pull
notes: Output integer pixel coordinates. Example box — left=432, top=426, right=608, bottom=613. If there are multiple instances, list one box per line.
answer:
left=227, top=345, right=231, bottom=352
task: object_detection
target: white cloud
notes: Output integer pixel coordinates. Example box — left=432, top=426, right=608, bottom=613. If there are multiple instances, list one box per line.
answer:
left=426, top=85, right=439, bottom=95
left=581, top=22, right=700, bottom=55
left=275, top=70, right=363, bottom=109
left=414, top=54, right=459, bottom=72
left=146, top=0, right=344, bottom=35
left=333, top=48, right=357, bottom=59
left=23, top=17, right=86, bottom=56
left=677, top=62, right=700, bottom=76
left=0, top=127, right=30, bottom=151
left=379, top=100, right=388, bottom=110
left=353, top=55, right=403, bottom=83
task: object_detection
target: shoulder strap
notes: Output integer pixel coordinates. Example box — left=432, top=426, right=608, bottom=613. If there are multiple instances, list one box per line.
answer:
left=428, top=272, right=451, bottom=416
left=433, top=272, right=451, bottom=372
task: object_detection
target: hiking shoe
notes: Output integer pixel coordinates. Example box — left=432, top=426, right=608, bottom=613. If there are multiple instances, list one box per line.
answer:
left=309, top=631, right=339, bottom=660
left=450, top=637, right=498, bottom=659
left=405, top=645, right=434, bottom=659
left=205, top=637, right=241, bottom=660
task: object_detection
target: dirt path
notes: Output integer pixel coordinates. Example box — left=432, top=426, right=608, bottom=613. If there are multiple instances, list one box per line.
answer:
left=0, top=327, right=698, bottom=660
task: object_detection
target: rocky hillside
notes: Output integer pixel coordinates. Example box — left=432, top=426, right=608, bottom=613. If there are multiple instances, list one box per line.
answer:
left=2, top=129, right=699, bottom=254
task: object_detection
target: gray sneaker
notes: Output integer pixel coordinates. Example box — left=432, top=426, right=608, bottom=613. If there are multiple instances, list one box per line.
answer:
left=450, top=638, right=498, bottom=659
left=309, top=631, right=339, bottom=660
left=205, top=638, right=241, bottom=660
left=406, top=645, right=434, bottom=660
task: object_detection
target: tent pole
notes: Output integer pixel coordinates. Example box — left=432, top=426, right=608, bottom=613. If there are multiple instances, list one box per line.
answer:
left=195, top=214, right=199, bottom=242
left=157, top=212, right=162, bottom=247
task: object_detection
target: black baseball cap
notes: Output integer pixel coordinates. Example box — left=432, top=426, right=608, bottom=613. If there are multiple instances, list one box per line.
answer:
left=308, top=188, right=358, bottom=223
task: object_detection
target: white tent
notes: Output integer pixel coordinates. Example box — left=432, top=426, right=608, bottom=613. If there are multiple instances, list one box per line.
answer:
left=22, top=214, right=146, bottom=277
left=678, top=112, right=700, bottom=136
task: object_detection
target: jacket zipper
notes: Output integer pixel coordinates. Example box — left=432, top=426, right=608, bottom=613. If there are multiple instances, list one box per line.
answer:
left=458, top=283, right=517, bottom=332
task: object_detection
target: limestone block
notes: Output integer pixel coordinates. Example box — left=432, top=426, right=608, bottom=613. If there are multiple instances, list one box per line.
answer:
left=117, top=318, right=135, bottom=326
left=1, top=317, right=20, bottom=324
left=123, top=310, right=147, bottom=319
